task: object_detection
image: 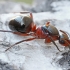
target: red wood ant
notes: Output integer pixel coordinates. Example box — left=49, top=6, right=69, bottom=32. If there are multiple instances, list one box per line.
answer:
left=0, top=12, right=70, bottom=52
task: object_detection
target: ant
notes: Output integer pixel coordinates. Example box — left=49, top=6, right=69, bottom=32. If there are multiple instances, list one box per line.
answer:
left=0, top=12, right=70, bottom=52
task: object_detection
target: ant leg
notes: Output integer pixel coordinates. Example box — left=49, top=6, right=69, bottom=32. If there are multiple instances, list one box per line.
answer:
left=0, top=30, right=14, bottom=33
left=19, top=12, right=33, bottom=19
left=0, top=30, right=30, bottom=36
left=13, top=11, right=30, bottom=14
left=13, top=32, right=30, bottom=36
left=5, top=37, right=36, bottom=52
left=48, top=36, right=61, bottom=52
left=60, top=30, right=69, bottom=36
left=13, top=12, right=33, bottom=19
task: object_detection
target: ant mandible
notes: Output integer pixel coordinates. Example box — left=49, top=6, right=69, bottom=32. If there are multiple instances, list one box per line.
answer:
left=0, top=12, right=70, bottom=52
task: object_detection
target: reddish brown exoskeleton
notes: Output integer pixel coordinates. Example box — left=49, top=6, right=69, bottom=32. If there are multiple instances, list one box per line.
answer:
left=0, top=12, right=70, bottom=52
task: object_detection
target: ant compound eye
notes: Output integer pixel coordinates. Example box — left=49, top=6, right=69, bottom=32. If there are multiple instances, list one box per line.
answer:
left=59, top=39, right=65, bottom=44
left=61, top=40, right=65, bottom=44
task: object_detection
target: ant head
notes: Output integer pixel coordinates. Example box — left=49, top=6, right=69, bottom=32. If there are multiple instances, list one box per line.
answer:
left=60, top=30, right=69, bottom=40
left=59, top=30, right=70, bottom=47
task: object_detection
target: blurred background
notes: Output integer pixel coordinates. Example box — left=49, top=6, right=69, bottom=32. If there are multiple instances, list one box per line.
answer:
left=0, top=0, right=62, bottom=13
left=13, top=0, right=33, bottom=4
left=0, top=0, right=33, bottom=4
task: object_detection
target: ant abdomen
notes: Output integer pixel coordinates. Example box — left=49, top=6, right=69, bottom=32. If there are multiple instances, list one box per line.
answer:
left=9, top=16, right=33, bottom=33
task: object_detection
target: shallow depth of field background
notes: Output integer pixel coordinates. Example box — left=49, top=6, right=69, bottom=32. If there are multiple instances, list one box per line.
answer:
left=14, top=0, right=33, bottom=4
left=0, top=0, right=33, bottom=4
